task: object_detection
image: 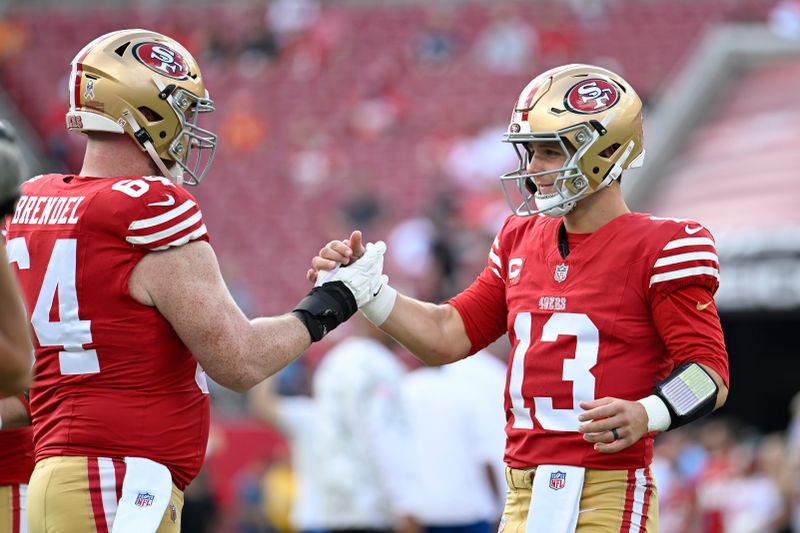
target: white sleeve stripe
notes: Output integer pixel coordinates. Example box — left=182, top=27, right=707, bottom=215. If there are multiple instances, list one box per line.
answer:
left=493, top=237, right=500, bottom=248
left=126, top=211, right=202, bottom=245
left=128, top=200, right=196, bottom=230
left=653, top=252, right=719, bottom=268
left=489, top=249, right=502, bottom=268
left=649, top=266, right=720, bottom=287
left=150, top=225, right=208, bottom=251
left=491, top=267, right=502, bottom=280
left=663, top=237, right=715, bottom=251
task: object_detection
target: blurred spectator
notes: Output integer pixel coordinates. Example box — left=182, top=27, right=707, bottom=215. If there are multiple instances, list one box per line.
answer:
left=289, top=3, right=349, bottom=79
left=238, top=13, right=280, bottom=72
left=263, top=455, right=296, bottom=533
left=221, top=91, right=269, bottom=154
left=444, top=124, right=517, bottom=193
left=0, top=16, right=27, bottom=65
left=652, top=431, right=696, bottom=533
left=694, top=419, right=740, bottom=533
left=267, top=0, right=321, bottom=50
left=385, top=194, right=463, bottom=302
left=233, top=459, right=274, bottom=533
left=400, top=349, right=507, bottom=532
left=536, top=10, right=578, bottom=66
left=288, top=133, right=344, bottom=190
left=182, top=468, right=220, bottom=533
left=341, top=184, right=384, bottom=232
left=349, top=60, right=406, bottom=141
left=693, top=419, right=788, bottom=533
left=249, top=369, right=328, bottom=533
left=566, top=0, right=611, bottom=30
left=769, top=0, right=800, bottom=39
left=312, top=317, right=418, bottom=533
left=472, top=6, right=537, bottom=74
left=787, top=392, right=800, bottom=532
left=410, top=7, right=461, bottom=68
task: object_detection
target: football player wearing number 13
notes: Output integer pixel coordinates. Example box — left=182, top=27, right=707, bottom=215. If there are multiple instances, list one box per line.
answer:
left=4, top=30, right=374, bottom=533
left=309, top=64, right=729, bottom=533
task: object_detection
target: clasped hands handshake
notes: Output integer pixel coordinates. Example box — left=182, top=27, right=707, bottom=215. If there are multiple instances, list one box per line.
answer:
left=306, top=230, right=397, bottom=326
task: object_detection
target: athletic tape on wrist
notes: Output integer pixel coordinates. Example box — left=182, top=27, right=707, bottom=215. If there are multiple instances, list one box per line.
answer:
left=637, top=394, right=672, bottom=433
left=361, top=284, right=397, bottom=326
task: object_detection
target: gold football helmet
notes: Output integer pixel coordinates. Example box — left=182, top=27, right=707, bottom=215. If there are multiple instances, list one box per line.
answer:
left=66, top=29, right=216, bottom=185
left=501, top=64, right=644, bottom=217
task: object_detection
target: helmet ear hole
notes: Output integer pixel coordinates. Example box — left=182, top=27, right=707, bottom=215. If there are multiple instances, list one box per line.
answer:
left=138, top=107, right=163, bottom=123
left=599, top=143, right=621, bottom=159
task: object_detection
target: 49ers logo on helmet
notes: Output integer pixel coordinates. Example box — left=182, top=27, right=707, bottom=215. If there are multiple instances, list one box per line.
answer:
left=132, top=42, right=189, bottom=80
left=564, top=79, right=619, bottom=114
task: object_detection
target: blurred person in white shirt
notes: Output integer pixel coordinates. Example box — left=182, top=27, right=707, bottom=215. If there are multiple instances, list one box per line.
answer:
left=249, top=364, right=328, bottom=533
left=312, top=317, right=418, bottom=533
left=400, top=348, right=507, bottom=533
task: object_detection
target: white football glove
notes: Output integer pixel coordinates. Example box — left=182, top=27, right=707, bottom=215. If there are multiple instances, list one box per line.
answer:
left=316, top=241, right=388, bottom=308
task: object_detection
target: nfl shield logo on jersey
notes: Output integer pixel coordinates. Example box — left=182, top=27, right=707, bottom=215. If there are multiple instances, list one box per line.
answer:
left=554, top=263, right=569, bottom=283
left=549, top=471, right=567, bottom=490
left=135, top=492, right=155, bottom=507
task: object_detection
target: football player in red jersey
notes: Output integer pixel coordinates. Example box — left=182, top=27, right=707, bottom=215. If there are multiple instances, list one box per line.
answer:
left=0, top=121, right=32, bottom=398
left=308, top=64, right=729, bottom=533
left=0, top=120, right=35, bottom=533
left=5, top=29, right=379, bottom=533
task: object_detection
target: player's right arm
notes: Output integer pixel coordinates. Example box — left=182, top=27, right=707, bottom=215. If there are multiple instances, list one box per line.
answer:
left=129, top=239, right=312, bottom=393
left=378, top=294, right=471, bottom=366
left=309, top=230, right=507, bottom=366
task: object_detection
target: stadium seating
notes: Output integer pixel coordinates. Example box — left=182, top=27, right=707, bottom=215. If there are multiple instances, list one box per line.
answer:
left=1, top=0, right=775, bottom=314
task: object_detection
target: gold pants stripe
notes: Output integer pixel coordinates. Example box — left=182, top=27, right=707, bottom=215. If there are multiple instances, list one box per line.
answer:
left=0, top=484, right=27, bottom=533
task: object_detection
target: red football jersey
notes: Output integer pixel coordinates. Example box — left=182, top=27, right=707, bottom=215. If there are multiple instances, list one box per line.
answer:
left=0, top=426, right=34, bottom=485
left=5, top=174, right=210, bottom=490
left=450, top=213, right=724, bottom=470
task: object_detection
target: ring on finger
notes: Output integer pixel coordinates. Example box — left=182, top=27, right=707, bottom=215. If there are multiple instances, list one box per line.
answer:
left=611, top=428, right=620, bottom=441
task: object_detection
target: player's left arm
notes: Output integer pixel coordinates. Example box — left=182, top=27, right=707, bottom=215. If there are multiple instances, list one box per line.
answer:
left=579, top=223, right=728, bottom=453
left=578, top=284, right=728, bottom=452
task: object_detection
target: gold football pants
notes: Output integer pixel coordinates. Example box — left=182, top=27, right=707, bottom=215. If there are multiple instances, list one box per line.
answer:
left=27, top=457, right=183, bottom=533
left=501, top=466, right=658, bottom=533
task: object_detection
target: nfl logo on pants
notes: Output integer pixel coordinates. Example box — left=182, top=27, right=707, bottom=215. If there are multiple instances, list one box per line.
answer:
left=549, top=471, right=566, bottom=490
left=135, top=492, right=155, bottom=507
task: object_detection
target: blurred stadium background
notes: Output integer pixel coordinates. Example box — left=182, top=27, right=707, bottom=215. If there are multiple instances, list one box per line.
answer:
left=1, top=0, right=799, bottom=531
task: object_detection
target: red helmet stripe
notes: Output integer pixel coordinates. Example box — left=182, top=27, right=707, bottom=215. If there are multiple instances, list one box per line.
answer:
left=69, top=29, right=131, bottom=112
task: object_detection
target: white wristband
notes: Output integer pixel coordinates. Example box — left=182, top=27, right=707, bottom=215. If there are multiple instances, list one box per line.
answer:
left=0, top=414, right=4, bottom=431
left=360, top=283, right=397, bottom=326
left=637, top=394, right=672, bottom=433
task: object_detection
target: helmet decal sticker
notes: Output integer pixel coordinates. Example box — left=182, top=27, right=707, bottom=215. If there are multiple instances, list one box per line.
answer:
left=564, top=79, right=620, bottom=114
left=132, top=42, right=190, bottom=80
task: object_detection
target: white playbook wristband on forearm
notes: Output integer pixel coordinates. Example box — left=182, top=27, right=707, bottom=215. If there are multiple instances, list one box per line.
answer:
left=360, top=284, right=397, bottom=326
left=637, top=394, right=672, bottom=432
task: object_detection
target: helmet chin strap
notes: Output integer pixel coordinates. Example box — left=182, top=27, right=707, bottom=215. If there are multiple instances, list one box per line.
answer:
left=536, top=192, right=576, bottom=217
left=121, top=110, right=183, bottom=185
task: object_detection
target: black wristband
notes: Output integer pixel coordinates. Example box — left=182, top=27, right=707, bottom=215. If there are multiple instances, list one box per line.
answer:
left=0, top=191, right=19, bottom=218
left=292, top=281, right=357, bottom=342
